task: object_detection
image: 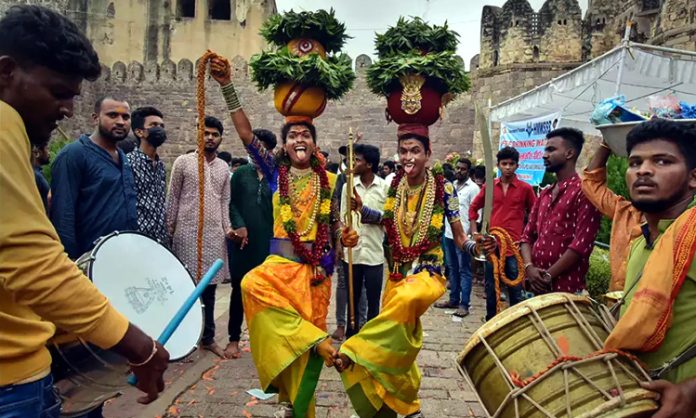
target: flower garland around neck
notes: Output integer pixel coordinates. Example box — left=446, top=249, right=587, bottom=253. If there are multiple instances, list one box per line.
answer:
left=382, top=164, right=446, bottom=281
left=278, top=153, right=332, bottom=284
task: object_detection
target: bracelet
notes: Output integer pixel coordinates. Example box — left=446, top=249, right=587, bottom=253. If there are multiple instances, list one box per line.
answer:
left=221, top=82, right=242, bottom=112
left=599, top=142, right=611, bottom=151
left=128, top=339, right=157, bottom=367
left=542, top=271, right=553, bottom=281
left=524, top=262, right=533, bottom=270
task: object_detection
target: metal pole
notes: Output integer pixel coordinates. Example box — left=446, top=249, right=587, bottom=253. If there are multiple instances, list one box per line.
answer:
left=614, top=20, right=633, bottom=96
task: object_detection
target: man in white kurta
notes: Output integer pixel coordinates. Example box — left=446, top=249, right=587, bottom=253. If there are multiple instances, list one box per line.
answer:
left=166, top=116, right=232, bottom=357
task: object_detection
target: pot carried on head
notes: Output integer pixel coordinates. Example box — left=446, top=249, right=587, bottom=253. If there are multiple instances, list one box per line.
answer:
left=273, top=38, right=328, bottom=120
left=274, top=82, right=327, bottom=120
left=456, top=293, right=657, bottom=418
left=249, top=9, right=355, bottom=123
left=385, top=74, right=443, bottom=126
left=366, top=17, right=469, bottom=138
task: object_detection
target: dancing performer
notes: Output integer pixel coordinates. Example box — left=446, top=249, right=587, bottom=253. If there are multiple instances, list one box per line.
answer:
left=335, top=18, right=490, bottom=418
left=209, top=8, right=355, bottom=418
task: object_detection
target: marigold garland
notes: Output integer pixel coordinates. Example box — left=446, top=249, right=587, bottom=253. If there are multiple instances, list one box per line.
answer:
left=277, top=154, right=332, bottom=282
left=382, top=166, right=446, bottom=280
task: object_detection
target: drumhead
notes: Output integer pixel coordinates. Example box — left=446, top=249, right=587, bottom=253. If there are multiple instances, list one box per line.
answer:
left=88, top=231, right=203, bottom=360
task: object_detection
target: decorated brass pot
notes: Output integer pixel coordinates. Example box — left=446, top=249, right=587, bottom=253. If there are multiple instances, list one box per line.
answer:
left=287, top=38, right=327, bottom=58
left=386, top=74, right=442, bottom=126
left=274, top=81, right=327, bottom=119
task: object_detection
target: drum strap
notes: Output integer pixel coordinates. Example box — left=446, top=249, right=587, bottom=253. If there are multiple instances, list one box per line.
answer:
left=608, top=271, right=643, bottom=317
left=651, top=344, right=696, bottom=379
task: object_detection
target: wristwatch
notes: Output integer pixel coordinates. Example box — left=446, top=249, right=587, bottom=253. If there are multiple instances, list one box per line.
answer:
left=542, top=271, right=552, bottom=281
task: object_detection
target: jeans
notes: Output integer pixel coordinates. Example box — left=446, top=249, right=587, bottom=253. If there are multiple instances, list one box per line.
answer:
left=335, top=261, right=367, bottom=328
left=344, top=262, right=384, bottom=338
left=201, top=284, right=218, bottom=345
left=443, top=237, right=473, bottom=308
left=0, top=375, right=60, bottom=418
left=484, top=255, right=524, bottom=321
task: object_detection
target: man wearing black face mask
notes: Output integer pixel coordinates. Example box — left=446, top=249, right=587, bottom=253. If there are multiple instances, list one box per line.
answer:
left=128, top=106, right=170, bottom=246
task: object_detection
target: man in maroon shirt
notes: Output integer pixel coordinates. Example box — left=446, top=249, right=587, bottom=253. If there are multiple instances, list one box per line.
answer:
left=520, top=128, right=601, bottom=295
left=470, top=146, right=537, bottom=320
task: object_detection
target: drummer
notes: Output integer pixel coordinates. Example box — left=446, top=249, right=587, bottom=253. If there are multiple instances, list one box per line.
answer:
left=0, top=5, right=169, bottom=416
left=604, top=119, right=696, bottom=416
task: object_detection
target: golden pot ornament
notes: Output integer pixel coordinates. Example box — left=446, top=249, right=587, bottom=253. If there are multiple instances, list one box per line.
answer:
left=386, top=74, right=443, bottom=126
left=274, top=81, right=327, bottom=119
left=287, top=38, right=327, bottom=59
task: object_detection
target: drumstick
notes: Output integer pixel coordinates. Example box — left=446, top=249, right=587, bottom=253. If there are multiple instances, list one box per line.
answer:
left=128, top=258, right=224, bottom=385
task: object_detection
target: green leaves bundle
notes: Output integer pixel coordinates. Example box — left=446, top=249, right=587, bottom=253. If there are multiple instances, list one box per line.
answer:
left=367, top=51, right=469, bottom=96
left=250, top=48, right=355, bottom=100
left=367, top=17, right=469, bottom=97
left=260, top=9, right=350, bottom=53
left=375, top=17, right=458, bottom=57
left=251, top=9, right=355, bottom=100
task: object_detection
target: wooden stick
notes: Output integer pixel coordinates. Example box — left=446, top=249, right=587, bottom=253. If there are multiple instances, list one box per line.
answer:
left=345, top=127, right=356, bottom=331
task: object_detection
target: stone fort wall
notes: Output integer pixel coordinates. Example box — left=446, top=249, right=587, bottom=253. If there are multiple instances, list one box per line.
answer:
left=471, top=0, right=696, bottom=160
left=58, top=55, right=475, bottom=167
left=5, top=0, right=696, bottom=165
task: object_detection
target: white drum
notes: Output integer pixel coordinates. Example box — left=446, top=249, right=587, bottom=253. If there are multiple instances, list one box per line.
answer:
left=75, top=231, right=203, bottom=360
left=52, top=232, right=203, bottom=416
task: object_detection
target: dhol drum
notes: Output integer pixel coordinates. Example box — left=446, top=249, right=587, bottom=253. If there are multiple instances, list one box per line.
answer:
left=51, top=231, right=203, bottom=417
left=456, top=293, right=657, bottom=418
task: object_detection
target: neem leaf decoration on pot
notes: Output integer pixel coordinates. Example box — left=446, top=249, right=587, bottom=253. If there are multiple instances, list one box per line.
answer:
left=250, top=8, right=355, bottom=121
left=366, top=17, right=470, bottom=130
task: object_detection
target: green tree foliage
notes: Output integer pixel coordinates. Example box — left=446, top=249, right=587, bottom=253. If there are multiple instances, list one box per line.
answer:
left=42, top=136, right=73, bottom=184
left=586, top=246, right=610, bottom=300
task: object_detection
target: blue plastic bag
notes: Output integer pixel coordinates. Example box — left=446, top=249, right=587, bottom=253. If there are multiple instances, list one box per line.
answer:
left=680, top=102, right=696, bottom=119
left=591, top=95, right=646, bottom=125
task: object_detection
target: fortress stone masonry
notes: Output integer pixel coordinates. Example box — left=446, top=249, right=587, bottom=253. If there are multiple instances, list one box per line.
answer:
left=1, top=0, right=695, bottom=164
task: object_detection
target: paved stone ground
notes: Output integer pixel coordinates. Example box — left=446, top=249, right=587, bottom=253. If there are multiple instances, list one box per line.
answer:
left=104, top=279, right=489, bottom=418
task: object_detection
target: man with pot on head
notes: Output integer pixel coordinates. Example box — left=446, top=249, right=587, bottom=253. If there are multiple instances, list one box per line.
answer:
left=166, top=115, right=233, bottom=359
left=337, top=123, right=494, bottom=418
left=332, top=16, right=492, bottom=416
left=128, top=106, right=170, bottom=246
left=603, top=119, right=696, bottom=417
left=1, top=5, right=168, bottom=417
left=50, top=95, right=138, bottom=260
left=209, top=55, right=341, bottom=418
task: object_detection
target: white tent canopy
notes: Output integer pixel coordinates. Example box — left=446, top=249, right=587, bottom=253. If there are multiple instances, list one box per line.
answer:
left=489, top=42, right=696, bottom=133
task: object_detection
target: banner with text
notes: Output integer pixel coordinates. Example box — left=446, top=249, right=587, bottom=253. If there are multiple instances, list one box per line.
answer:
left=499, top=112, right=562, bottom=186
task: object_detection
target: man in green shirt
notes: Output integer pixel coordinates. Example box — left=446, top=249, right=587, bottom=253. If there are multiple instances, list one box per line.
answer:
left=224, top=129, right=276, bottom=359
left=606, top=119, right=696, bottom=417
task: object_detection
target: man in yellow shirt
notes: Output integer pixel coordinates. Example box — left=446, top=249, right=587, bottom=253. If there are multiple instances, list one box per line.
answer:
left=0, top=5, right=169, bottom=417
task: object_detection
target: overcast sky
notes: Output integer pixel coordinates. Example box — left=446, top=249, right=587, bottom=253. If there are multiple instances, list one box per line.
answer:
left=275, top=0, right=589, bottom=70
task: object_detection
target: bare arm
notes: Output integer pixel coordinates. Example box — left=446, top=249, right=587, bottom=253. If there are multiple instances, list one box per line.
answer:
left=209, top=55, right=254, bottom=146
left=546, top=249, right=582, bottom=280
left=586, top=142, right=612, bottom=172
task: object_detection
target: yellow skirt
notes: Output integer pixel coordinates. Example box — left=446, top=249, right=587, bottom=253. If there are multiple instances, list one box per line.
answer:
left=339, top=271, right=446, bottom=418
left=242, top=255, right=331, bottom=418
